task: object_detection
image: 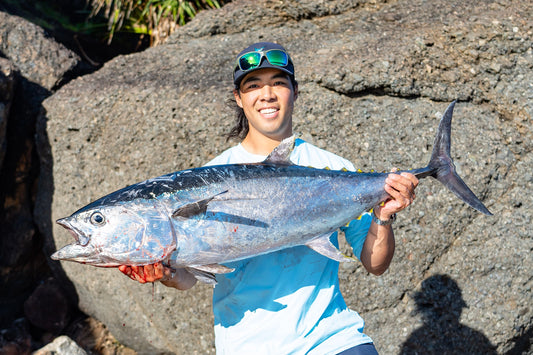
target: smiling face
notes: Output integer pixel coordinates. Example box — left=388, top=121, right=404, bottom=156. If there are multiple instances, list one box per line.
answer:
left=234, top=68, right=298, bottom=146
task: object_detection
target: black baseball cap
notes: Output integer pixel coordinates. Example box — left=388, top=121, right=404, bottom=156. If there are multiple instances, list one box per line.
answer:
left=233, top=42, right=295, bottom=88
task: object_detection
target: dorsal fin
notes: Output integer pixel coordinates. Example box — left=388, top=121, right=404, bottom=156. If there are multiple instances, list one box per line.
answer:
left=263, top=135, right=295, bottom=165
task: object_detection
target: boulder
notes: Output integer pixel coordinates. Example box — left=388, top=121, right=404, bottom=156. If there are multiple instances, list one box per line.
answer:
left=24, top=277, right=70, bottom=334
left=35, top=0, right=532, bottom=353
left=0, top=9, right=81, bottom=330
left=33, top=335, right=87, bottom=355
left=0, top=11, right=79, bottom=90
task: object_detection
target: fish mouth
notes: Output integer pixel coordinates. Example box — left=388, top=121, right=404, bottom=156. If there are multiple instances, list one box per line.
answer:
left=56, top=217, right=90, bottom=246
left=50, top=242, right=96, bottom=262
left=53, top=217, right=113, bottom=265
left=53, top=217, right=99, bottom=263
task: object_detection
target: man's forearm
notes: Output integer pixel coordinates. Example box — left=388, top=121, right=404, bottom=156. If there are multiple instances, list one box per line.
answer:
left=360, top=221, right=396, bottom=275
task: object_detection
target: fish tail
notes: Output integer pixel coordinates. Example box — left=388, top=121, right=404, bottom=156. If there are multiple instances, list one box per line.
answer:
left=415, top=101, right=492, bottom=215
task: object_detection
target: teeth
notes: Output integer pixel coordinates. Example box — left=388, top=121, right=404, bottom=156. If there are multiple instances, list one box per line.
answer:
left=260, top=108, right=277, bottom=114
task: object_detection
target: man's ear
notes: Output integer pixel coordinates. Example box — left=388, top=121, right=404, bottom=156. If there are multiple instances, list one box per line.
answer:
left=293, top=82, right=299, bottom=101
left=233, top=89, right=243, bottom=108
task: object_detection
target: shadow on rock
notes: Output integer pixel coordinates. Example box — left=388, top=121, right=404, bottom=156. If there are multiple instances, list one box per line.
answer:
left=401, top=274, right=497, bottom=355
left=0, top=70, right=90, bottom=354
left=504, top=324, right=533, bottom=355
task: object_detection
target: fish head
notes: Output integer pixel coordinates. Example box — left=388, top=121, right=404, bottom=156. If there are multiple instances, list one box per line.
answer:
left=52, top=203, right=176, bottom=267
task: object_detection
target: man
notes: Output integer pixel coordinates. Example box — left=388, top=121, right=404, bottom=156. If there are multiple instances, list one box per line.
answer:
left=119, top=42, right=418, bottom=354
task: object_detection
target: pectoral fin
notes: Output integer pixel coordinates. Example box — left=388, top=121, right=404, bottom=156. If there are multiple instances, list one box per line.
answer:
left=192, top=263, right=235, bottom=274
left=185, top=267, right=217, bottom=284
left=172, top=190, right=228, bottom=218
left=306, top=234, right=356, bottom=263
left=185, top=263, right=235, bottom=285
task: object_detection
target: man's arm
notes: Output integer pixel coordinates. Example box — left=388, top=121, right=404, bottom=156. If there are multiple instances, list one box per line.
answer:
left=360, top=171, right=418, bottom=275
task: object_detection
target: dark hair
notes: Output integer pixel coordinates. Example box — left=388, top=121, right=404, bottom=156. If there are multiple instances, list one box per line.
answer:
left=226, top=77, right=298, bottom=142
left=226, top=96, right=248, bottom=141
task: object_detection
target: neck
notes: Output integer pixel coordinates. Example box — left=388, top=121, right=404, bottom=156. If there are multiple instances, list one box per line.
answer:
left=241, top=131, right=292, bottom=155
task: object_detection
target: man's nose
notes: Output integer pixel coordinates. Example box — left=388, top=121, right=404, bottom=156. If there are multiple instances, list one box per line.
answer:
left=260, top=85, right=276, bottom=100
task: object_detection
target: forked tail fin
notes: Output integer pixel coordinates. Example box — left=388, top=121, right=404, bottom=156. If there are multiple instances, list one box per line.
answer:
left=412, top=101, right=492, bottom=215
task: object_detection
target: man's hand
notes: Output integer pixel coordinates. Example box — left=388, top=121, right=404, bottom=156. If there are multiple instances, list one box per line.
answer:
left=361, top=169, right=419, bottom=275
left=118, top=263, right=168, bottom=283
left=118, top=263, right=197, bottom=290
left=376, top=170, right=419, bottom=220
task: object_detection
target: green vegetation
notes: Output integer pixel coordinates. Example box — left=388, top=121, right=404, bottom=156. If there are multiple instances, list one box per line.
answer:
left=90, top=0, right=226, bottom=45
left=1, top=0, right=227, bottom=50
left=0, top=0, right=99, bottom=34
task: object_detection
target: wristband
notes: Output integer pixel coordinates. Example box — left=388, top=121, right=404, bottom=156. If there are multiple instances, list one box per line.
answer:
left=372, top=210, right=396, bottom=226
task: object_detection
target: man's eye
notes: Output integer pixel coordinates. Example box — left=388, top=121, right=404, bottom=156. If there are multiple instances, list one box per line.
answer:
left=243, top=84, right=259, bottom=91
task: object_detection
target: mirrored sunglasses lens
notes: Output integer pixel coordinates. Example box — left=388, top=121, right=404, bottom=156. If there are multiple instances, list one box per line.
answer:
left=239, top=52, right=261, bottom=71
left=266, top=50, right=288, bottom=66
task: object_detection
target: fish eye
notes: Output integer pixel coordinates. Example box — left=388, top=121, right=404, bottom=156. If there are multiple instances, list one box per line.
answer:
left=90, top=212, right=106, bottom=226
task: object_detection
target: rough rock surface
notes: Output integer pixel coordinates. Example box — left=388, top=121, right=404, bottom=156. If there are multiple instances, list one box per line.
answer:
left=33, top=335, right=87, bottom=355
left=23, top=277, right=70, bottom=334
left=36, top=0, right=532, bottom=354
left=0, top=8, right=82, bottom=349
left=0, top=11, right=80, bottom=90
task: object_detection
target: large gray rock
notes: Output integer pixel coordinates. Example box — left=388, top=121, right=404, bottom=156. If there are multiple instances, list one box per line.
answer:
left=0, top=10, right=81, bottom=330
left=34, top=335, right=88, bottom=355
left=36, top=0, right=532, bottom=353
left=0, top=11, right=79, bottom=90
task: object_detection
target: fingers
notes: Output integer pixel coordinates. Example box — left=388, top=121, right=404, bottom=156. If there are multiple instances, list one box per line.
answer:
left=131, top=265, right=145, bottom=283
left=118, top=265, right=129, bottom=274
left=381, top=171, right=419, bottom=214
left=119, top=265, right=137, bottom=281
left=141, top=264, right=159, bottom=283
left=401, top=171, right=419, bottom=189
left=118, top=263, right=166, bottom=284
left=387, top=172, right=418, bottom=196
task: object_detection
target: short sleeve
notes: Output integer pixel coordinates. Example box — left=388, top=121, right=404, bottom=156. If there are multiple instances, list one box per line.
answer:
left=340, top=213, right=372, bottom=260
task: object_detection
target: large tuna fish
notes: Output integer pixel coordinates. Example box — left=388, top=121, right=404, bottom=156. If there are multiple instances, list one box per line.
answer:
left=52, top=101, right=492, bottom=283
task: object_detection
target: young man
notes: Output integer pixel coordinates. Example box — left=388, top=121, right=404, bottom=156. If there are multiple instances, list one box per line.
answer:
left=119, top=42, right=418, bottom=354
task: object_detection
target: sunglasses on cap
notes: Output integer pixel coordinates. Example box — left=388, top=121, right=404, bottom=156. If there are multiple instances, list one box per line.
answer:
left=235, top=49, right=290, bottom=72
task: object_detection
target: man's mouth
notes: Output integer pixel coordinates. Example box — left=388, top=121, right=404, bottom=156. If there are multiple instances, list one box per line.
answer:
left=259, top=108, right=279, bottom=116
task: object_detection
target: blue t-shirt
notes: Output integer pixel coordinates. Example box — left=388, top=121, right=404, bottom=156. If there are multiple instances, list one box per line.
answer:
left=205, top=138, right=373, bottom=354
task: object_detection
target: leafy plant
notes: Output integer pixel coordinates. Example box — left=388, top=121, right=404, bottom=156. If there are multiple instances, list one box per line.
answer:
left=90, top=0, right=225, bottom=46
